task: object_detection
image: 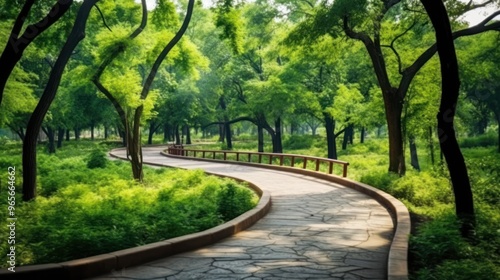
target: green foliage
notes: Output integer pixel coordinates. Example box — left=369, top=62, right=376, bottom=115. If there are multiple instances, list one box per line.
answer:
left=410, top=213, right=470, bottom=270
left=283, top=135, right=314, bottom=150
left=0, top=141, right=258, bottom=267
left=359, top=171, right=398, bottom=192
left=86, top=149, right=108, bottom=169
left=459, top=133, right=498, bottom=148
left=217, top=182, right=258, bottom=221
left=215, top=7, right=243, bottom=54
left=410, top=212, right=500, bottom=280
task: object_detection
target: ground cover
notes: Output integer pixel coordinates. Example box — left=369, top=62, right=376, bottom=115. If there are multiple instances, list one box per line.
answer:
left=0, top=140, right=258, bottom=267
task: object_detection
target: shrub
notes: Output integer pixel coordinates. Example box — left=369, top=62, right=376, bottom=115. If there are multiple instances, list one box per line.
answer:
left=217, top=182, right=257, bottom=221
left=410, top=213, right=470, bottom=270
left=360, top=171, right=398, bottom=192
left=459, top=133, right=498, bottom=148
left=283, top=135, right=314, bottom=150
left=86, top=149, right=107, bottom=169
left=0, top=141, right=259, bottom=267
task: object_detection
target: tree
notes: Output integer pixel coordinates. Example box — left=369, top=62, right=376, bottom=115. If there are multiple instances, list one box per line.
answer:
left=420, top=0, right=475, bottom=237
left=289, top=0, right=500, bottom=175
left=0, top=0, right=73, bottom=107
left=92, top=0, right=196, bottom=181
left=22, top=0, right=99, bottom=201
left=459, top=32, right=500, bottom=152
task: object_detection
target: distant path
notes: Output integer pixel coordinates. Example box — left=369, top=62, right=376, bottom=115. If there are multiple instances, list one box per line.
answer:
left=93, top=146, right=394, bottom=279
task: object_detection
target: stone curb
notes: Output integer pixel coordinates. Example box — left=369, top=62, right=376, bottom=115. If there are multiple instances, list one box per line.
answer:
left=0, top=149, right=271, bottom=280
left=161, top=151, right=410, bottom=280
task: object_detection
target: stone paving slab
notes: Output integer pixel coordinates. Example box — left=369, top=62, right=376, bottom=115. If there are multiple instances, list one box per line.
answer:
left=90, top=146, right=394, bottom=280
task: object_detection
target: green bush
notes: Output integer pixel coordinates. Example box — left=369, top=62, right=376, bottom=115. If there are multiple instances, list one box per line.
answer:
left=0, top=142, right=258, bottom=267
left=393, top=172, right=453, bottom=207
left=410, top=213, right=469, bottom=269
left=415, top=259, right=499, bottom=280
left=86, top=149, right=108, bottom=169
left=217, top=182, right=258, bottom=220
left=283, top=135, right=314, bottom=150
left=459, top=133, right=498, bottom=148
left=360, top=171, right=398, bottom=192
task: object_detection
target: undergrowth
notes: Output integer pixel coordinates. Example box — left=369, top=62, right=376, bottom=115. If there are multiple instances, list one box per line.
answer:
left=0, top=141, right=258, bottom=267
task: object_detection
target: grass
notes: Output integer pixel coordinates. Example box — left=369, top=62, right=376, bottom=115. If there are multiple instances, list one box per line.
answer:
left=0, top=140, right=258, bottom=267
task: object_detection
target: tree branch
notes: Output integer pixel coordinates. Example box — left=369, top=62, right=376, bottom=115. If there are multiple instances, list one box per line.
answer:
left=93, top=4, right=112, bottom=32
left=140, top=0, right=195, bottom=100
left=202, top=116, right=256, bottom=129
left=399, top=11, right=500, bottom=99
left=381, top=20, right=417, bottom=74
left=19, top=0, right=74, bottom=45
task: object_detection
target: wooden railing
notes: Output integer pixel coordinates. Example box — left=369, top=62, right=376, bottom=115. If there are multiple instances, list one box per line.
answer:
left=166, top=145, right=349, bottom=177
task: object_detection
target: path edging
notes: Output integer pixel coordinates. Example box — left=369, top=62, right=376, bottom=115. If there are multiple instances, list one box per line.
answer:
left=162, top=151, right=410, bottom=280
left=0, top=149, right=271, bottom=280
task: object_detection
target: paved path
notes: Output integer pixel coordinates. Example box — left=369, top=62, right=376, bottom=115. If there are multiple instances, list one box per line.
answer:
left=93, top=146, right=394, bottom=280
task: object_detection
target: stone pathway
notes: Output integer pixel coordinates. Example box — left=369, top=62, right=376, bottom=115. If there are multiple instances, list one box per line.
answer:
left=92, top=146, right=394, bottom=280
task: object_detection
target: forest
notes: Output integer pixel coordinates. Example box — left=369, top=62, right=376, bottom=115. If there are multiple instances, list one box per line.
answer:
left=0, top=0, right=499, bottom=279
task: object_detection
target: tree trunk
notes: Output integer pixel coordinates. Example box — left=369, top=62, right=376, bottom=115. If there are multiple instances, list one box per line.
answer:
left=360, top=127, right=365, bottom=143
left=148, top=121, right=156, bottom=145
left=128, top=108, right=144, bottom=181
left=175, top=125, right=181, bottom=145
left=342, top=124, right=354, bottom=150
left=428, top=126, right=435, bottom=165
left=225, top=121, right=232, bottom=149
left=90, top=122, right=95, bottom=140
left=74, top=127, right=80, bottom=140
left=44, top=127, right=56, bottom=154
left=421, top=0, right=475, bottom=236
left=163, top=124, right=172, bottom=143
left=385, top=95, right=406, bottom=175
left=104, top=125, right=108, bottom=139
left=218, top=123, right=225, bottom=142
left=324, top=114, right=337, bottom=159
left=257, top=125, right=264, bottom=152
left=66, top=129, right=70, bottom=141
left=273, top=117, right=283, bottom=153
left=21, top=0, right=98, bottom=201
left=185, top=125, right=191, bottom=144
left=409, top=135, right=420, bottom=171
left=57, top=128, right=64, bottom=148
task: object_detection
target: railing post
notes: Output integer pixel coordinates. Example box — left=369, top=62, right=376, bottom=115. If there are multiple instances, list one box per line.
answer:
left=202, top=151, right=205, bottom=158
left=212, top=152, right=215, bottom=159
left=236, top=153, right=240, bottom=161
left=258, top=154, right=262, bottom=163
left=291, top=156, right=295, bottom=167
left=269, top=155, right=273, bottom=165
left=194, top=151, right=196, bottom=157
left=343, top=164, right=348, bottom=177
left=279, top=155, right=284, bottom=166
left=223, top=152, right=227, bottom=161
left=315, top=159, right=320, bottom=171
left=328, top=161, right=333, bottom=174
left=303, top=158, right=307, bottom=169
left=248, top=154, right=251, bottom=162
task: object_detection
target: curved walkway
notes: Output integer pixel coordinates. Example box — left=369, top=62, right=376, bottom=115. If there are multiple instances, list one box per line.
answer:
left=94, top=146, right=396, bottom=280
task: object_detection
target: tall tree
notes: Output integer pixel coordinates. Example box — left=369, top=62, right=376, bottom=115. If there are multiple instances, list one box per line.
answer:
left=93, top=0, right=196, bottom=181
left=289, top=0, right=500, bottom=175
left=420, top=0, right=475, bottom=236
left=22, top=0, right=99, bottom=201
